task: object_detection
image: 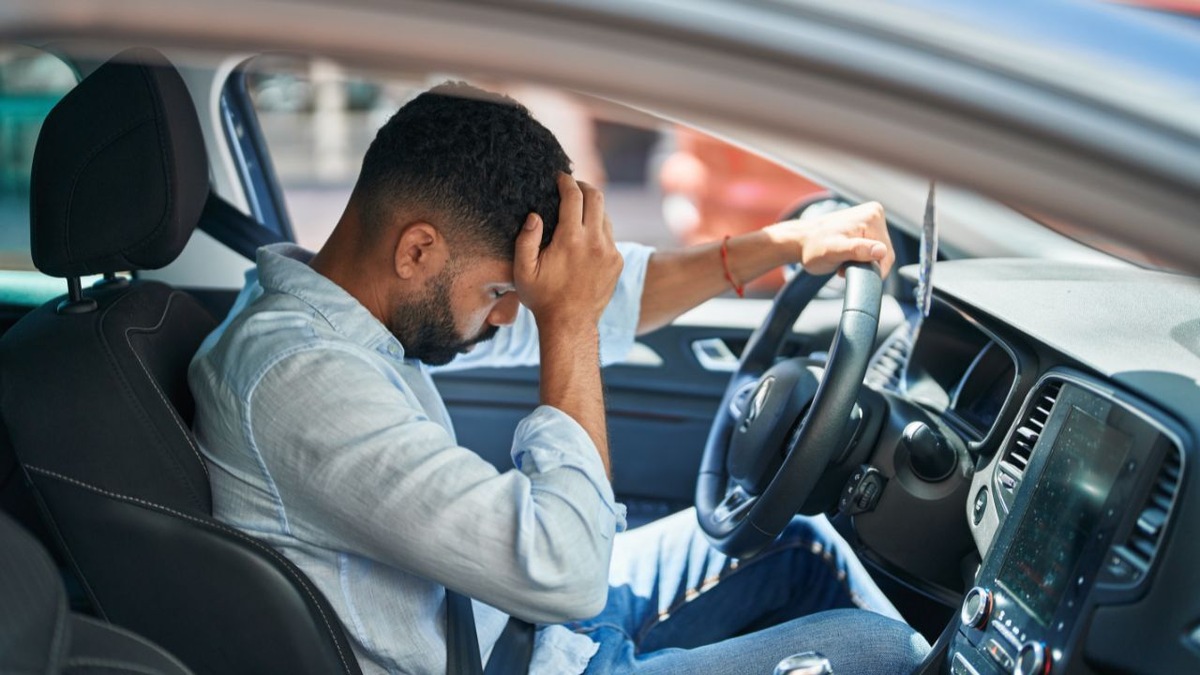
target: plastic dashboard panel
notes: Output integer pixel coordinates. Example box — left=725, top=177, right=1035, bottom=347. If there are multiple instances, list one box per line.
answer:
left=904, top=260, right=1200, bottom=550
left=895, top=260, right=1200, bottom=673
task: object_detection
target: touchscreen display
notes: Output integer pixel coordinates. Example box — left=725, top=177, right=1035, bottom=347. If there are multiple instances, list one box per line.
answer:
left=996, top=406, right=1132, bottom=625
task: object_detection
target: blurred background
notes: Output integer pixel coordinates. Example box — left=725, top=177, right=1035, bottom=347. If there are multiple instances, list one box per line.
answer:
left=0, top=0, right=1195, bottom=294
left=243, top=54, right=827, bottom=296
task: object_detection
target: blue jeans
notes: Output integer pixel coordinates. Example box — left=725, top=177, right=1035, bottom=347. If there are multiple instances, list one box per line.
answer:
left=571, top=509, right=930, bottom=674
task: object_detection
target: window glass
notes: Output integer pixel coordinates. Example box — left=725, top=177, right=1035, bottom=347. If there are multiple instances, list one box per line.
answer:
left=0, top=45, right=76, bottom=276
left=240, top=56, right=828, bottom=297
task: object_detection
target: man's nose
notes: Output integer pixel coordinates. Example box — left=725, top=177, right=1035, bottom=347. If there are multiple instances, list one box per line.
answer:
left=488, top=293, right=520, bottom=327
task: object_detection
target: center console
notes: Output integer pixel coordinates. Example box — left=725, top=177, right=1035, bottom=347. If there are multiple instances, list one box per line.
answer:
left=950, top=373, right=1183, bottom=674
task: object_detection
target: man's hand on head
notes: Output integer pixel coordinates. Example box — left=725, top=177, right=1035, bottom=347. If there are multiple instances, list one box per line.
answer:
left=514, top=173, right=623, bottom=331
left=765, top=201, right=896, bottom=278
left=515, top=173, right=622, bottom=471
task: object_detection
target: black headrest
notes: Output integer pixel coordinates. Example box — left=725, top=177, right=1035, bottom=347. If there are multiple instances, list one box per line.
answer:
left=30, top=47, right=209, bottom=278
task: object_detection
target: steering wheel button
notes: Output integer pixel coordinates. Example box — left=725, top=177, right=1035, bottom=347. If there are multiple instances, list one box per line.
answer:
left=840, top=465, right=886, bottom=515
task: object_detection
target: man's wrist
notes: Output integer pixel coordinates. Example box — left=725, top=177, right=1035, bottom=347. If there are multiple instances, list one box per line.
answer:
left=759, top=223, right=806, bottom=266
left=534, top=311, right=602, bottom=341
left=537, top=316, right=600, bottom=360
left=731, top=227, right=802, bottom=283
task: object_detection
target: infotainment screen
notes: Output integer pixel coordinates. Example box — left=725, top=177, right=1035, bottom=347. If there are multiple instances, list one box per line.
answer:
left=996, top=406, right=1132, bottom=625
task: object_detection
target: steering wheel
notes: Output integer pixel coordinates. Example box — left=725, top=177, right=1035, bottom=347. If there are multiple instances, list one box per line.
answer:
left=696, top=262, right=882, bottom=558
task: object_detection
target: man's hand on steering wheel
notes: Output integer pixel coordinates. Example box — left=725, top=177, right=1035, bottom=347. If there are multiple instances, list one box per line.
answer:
left=696, top=203, right=893, bottom=560
left=764, top=201, right=895, bottom=277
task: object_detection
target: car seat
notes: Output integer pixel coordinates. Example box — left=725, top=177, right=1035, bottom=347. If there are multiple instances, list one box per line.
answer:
left=0, top=47, right=361, bottom=675
left=0, top=509, right=194, bottom=675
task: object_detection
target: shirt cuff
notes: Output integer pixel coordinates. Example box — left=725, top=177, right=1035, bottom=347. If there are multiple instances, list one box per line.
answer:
left=511, top=405, right=627, bottom=533
left=598, top=242, right=654, bottom=366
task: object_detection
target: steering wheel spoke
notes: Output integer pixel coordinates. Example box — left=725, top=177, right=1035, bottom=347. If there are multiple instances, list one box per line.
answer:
left=713, top=483, right=758, bottom=524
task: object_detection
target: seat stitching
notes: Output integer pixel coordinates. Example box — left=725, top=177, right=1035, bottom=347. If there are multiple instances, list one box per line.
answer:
left=142, top=64, right=178, bottom=259
left=93, top=289, right=206, bottom=511
left=61, top=657, right=174, bottom=675
left=71, top=615, right=194, bottom=673
left=25, top=464, right=355, bottom=675
left=122, top=290, right=210, bottom=481
left=48, top=555, right=71, bottom=673
left=18, top=463, right=110, bottom=623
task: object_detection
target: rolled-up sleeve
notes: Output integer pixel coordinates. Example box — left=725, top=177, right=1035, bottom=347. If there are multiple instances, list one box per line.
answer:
left=513, top=405, right=627, bottom=535
left=247, top=347, right=619, bottom=623
left=436, top=241, right=654, bottom=371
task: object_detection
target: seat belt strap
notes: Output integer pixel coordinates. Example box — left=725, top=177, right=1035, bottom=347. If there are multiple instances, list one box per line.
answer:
left=445, top=590, right=483, bottom=675
left=445, top=590, right=535, bottom=675
left=484, top=617, right=535, bottom=675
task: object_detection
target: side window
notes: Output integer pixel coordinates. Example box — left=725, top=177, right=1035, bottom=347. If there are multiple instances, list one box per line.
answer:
left=658, top=126, right=828, bottom=295
left=0, top=45, right=77, bottom=299
left=228, top=56, right=833, bottom=298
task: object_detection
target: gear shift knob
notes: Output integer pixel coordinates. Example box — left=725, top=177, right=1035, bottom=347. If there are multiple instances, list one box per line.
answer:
left=774, top=651, right=832, bottom=675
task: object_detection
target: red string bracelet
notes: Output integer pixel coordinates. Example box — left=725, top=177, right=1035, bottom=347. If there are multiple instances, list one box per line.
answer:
left=720, top=235, right=744, bottom=298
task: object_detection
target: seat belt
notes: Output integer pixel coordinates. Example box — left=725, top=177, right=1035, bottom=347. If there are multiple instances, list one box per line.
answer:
left=445, top=590, right=482, bottom=674
left=445, top=590, right=535, bottom=675
left=197, top=192, right=287, bottom=260
left=485, top=615, right=535, bottom=674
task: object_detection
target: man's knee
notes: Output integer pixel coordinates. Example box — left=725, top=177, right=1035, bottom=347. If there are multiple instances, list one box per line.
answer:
left=814, top=608, right=931, bottom=673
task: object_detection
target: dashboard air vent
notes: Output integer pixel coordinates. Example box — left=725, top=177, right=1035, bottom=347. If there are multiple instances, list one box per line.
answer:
left=865, top=323, right=913, bottom=391
left=996, top=380, right=1063, bottom=503
left=1114, top=446, right=1182, bottom=576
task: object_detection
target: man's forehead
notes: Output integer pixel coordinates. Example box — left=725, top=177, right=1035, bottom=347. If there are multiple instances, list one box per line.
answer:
left=454, top=254, right=514, bottom=283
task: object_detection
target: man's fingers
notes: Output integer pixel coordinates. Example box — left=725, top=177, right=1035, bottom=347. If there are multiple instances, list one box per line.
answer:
left=578, top=181, right=605, bottom=233
left=557, top=173, right=583, bottom=237
left=514, top=213, right=543, bottom=278
left=862, top=239, right=888, bottom=261
left=844, top=238, right=894, bottom=277
left=880, top=242, right=896, bottom=278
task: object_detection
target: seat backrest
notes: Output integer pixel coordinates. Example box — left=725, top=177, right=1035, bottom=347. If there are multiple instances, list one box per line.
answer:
left=0, top=499, right=69, bottom=674
left=0, top=509, right=195, bottom=675
left=0, top=47, right=361, bottom=675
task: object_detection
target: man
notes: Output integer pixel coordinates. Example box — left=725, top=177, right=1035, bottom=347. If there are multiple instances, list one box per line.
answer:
left=190, top=83, right=929, bottom=674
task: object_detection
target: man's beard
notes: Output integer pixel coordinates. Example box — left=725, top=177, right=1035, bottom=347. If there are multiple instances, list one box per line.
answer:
left=388, top=269, right=499, bottom=366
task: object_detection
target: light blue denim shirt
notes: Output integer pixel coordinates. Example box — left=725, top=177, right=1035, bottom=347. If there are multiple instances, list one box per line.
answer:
left=189, top=242, right=653, bottom=675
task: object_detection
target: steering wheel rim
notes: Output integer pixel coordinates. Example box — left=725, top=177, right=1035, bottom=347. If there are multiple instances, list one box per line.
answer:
left=695, top=262, right=883, bottom=558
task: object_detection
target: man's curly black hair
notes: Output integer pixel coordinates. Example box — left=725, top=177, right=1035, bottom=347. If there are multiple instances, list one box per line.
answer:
left=353, top=81, right=571, bottom=259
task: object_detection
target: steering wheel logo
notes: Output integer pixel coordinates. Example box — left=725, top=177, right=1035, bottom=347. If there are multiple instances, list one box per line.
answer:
left=741, top=377, right=774, bottom=432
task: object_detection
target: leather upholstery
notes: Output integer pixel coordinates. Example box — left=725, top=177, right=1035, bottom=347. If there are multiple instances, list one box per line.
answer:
left=0, top=510, right=193, bottom=675
left=30, top=471, right=359, bottom=674
left=0, top=48, right=361, bottom=674
left=0, top=503, right=66, bottom=673
left=2, top=282, right=214, bottom=514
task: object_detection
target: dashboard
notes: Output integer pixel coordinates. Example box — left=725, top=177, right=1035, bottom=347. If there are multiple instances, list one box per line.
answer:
left=862, top=260, right=1200, bottom=675
left=955, top=373, right=1182, bottom=675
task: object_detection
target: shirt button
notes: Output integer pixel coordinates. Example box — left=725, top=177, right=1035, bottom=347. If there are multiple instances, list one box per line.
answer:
left=387, top=344, right=399, bottom=356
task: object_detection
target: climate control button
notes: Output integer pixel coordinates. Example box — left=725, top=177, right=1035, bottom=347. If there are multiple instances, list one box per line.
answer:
left=1015, top=641, right=1051, bottom=675
left=960, top=586, right=993, bottom=630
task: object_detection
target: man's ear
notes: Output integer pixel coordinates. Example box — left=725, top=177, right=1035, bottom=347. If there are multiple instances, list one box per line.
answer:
left=393, top=222, right=447, bottom=282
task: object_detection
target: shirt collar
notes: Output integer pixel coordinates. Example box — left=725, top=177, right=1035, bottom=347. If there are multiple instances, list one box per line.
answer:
left=255, top=243, right=405, bottom=357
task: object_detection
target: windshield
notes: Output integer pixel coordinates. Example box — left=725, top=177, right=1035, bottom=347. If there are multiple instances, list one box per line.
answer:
left=1023, top=210, right=1180, bottom=272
